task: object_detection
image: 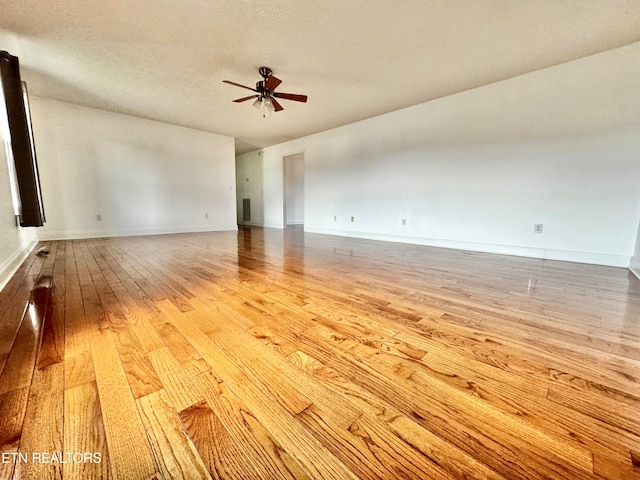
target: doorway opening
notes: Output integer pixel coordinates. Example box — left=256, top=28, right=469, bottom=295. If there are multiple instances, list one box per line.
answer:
left=283, top=153, right=304, bottom=229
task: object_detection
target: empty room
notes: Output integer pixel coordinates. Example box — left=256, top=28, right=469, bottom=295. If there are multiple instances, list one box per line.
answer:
left=1, top=1, right=639, bottom=479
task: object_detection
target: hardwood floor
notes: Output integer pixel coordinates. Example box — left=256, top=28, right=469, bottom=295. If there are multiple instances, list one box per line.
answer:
left=0, top=226, right=639, bottom=479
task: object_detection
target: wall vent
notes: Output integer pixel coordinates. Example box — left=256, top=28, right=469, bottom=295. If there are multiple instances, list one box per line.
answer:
left=242, top=198, right=251, bottom=222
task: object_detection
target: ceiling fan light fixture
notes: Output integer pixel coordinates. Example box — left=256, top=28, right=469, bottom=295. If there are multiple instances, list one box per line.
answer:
left=263, top=96, right=274, bottom=112
left=223, top=67, right=307, bottom=116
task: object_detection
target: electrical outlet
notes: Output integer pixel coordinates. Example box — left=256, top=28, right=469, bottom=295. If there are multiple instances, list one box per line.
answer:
left=96, top=214, right=102, bottom=221
left=534, top=223, right=543, bottom=233
left=351, top=216, right=355, bottom=223
left=333, top=215, right=337, bottom=221
left=401, top=218, right=406, bottom=226
left=204, top=213, right=209, bottom=219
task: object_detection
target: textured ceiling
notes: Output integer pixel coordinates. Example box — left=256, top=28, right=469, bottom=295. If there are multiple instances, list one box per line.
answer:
left=1, top=1, right=639, bottom=154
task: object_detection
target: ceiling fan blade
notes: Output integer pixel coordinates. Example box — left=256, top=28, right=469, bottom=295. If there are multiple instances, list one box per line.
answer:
left=233, top=95, right=259, bottom=103
left=265, top=75, right=282, bottom=92
left=271, top=97, right=284, bottom=112
left=222, top=80, right=257, bottom=92
left=273, top=92, right=307, bottom=103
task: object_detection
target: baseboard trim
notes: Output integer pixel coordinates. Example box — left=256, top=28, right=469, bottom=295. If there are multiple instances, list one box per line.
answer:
left=304, top=226, right=630, bottom=268
left=0, top=240, right=38, bottom=293
left=37, top=224, right=238, bottom=241
left=630, top=256, right=640, bottom=280
left=263, top=222, right=285, bottom=229
left=238, top=222, right=286, bottom=229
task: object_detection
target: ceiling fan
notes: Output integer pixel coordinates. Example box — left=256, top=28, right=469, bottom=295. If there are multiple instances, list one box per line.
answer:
left=223, top=67, right=307, bottom=116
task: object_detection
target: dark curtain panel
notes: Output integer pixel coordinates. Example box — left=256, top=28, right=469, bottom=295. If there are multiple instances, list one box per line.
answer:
left=0, top=50, right=45, bottom=227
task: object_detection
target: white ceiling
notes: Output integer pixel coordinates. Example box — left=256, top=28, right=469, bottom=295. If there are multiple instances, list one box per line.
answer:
left=1, top=1, right=639, bottom=154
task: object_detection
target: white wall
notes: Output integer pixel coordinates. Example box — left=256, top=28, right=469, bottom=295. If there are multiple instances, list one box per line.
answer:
left=284, top=153, right=304, bottom=225
left=236, top=42, right=640, bottom=267
left=31, top=98, right=237, bottom=240
left=0, top=140, right=38, bottom=292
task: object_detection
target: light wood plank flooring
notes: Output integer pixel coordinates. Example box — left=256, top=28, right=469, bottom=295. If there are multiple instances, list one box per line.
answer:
left=0, top=226, right=639, bottom=479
